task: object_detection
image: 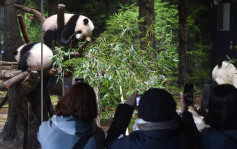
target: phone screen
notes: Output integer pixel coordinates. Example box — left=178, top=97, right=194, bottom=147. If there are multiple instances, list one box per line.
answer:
left=184, top=84, right=194, bottom=105
left=136, top=95, right=142, bottom=106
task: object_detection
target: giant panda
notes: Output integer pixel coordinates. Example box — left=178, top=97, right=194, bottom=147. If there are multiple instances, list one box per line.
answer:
left=13, top=42, right=53, bottom=71
left=43, top=13, right=94, bottom=47
left=212, top=60, right=237, bottom=88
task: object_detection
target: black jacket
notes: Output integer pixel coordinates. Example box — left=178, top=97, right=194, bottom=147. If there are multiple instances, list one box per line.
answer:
left=106, top=104, right=199, bottom=149
left=201, top=128, right=237, bottom=149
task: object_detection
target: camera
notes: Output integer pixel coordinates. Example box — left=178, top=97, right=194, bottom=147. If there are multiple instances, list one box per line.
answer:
left=63, top=77, right=84, bottom=95
left=74, top=78, right=84, bottom=83
left=184, top=84, right=194, bottom=105
left=136, top=95, right=142, bottom=106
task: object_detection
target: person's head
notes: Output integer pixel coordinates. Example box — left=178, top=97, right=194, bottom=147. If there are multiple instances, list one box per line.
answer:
left=205, top=84, right=237, bottom=130
left=138, top=88, right=177, bottom=122
left=55, top=82, right=97, bottom=122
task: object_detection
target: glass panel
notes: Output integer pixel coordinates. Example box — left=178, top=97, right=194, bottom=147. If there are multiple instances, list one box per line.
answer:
left=217, top=3, right=230, bottom=31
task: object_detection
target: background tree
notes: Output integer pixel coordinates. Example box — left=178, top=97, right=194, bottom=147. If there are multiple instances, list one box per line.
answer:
left=178, top=0, right=189, bottom=86
left=1, top=0, right=23, bottom=62
left=47, top=0, right=58, bottom=16
left=138, top=0, right=155, bottom=52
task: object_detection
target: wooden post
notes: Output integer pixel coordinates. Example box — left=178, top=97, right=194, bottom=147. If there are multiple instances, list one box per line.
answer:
left=56, top=4, right=65, bottom=47
left=17, top=14, right=30, bottom=43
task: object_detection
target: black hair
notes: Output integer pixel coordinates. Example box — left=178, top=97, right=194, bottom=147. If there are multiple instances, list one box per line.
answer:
left=205, top=84, right=237, bottom=130
left=138, top=88, right=177, bottom=122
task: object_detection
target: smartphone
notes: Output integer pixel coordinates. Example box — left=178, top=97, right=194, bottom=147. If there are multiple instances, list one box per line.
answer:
left=184, top=84, right=194, bottom=105
left=136, top=95, right=142, bottom=106
left=74, top=78, right=84, bottom=84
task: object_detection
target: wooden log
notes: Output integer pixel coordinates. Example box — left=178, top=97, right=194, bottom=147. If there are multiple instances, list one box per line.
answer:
left=0, top=61, right=18, bottom=66
left=3, top=71, right=30, bottom=89
left=17, top=14, right=31, bottom=43
left=56, top=4, right=65, bottom=47
left=0, top=93, right=8, bottom=109
left=0, top=81, right=7, bottom=91
left=15, top=4, right=46, bottom=22
left=0, top=69, right=22, bottom=80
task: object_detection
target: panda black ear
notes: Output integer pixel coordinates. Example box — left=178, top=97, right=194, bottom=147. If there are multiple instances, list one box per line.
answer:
left=83, top=18, right=89, bottom=25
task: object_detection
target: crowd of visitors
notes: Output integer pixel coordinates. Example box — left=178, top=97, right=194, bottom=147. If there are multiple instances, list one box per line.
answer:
left=37, top=81, right=237, bottom=149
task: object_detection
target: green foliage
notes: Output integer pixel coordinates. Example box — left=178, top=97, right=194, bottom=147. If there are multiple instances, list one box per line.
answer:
left=154, top=0, right=179, bottom=52
left=72, top=5, right=177, bottom=112
left=23, top=14, right=41, bottom=42
left=186, top=2, right=211, bottom=85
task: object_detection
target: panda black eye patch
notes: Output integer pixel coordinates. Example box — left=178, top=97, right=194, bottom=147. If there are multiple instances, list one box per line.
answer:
left=77, top=31, right=82, bottom=34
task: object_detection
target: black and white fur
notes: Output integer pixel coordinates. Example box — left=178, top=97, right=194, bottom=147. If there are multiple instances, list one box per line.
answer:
left=13, top=42, right=53, bottom=71
left=43, top=13, right=94, bottom=47
left=212, top=60, right=237, bottom=88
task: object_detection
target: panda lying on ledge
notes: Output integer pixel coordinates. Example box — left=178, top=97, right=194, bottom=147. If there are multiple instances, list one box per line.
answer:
left=13, top=42, right=53, bottom=71
left=212, top=60, right=237, bottom=88
left=43, top=13, right=94, bottom=47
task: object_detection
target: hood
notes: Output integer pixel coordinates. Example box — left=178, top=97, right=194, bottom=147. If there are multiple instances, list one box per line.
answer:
left=50, top=115, right=93, bottom=135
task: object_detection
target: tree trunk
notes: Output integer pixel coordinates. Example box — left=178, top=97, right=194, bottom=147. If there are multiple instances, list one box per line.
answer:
left=178, top=0, right=189, bottom=86
left=0, top=72, right=39, bottom=146
left=1, top=0, right=23, bottom=62
left=47, top=0, right=58, bottom=17
left=138, top=0, right=155, bottom=53
left=0, top=71, right=52, bottom=149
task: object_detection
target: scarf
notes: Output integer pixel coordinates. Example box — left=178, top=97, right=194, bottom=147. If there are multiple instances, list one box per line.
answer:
left=133, top=118, right=180, bottom=131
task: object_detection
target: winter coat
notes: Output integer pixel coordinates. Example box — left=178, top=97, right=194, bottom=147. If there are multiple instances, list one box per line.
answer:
left=106, top=104, right=200, bottom=149
left=37, top=115, right=105, bottom=149
left=201, top=128, right=237, bottom=149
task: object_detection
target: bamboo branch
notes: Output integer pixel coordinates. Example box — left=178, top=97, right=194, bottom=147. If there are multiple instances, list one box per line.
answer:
left=17, top=14, right=31, bottom=43
left=15, top=4, right=46, bottom=22
left=79, top=37, right=91, bottom=50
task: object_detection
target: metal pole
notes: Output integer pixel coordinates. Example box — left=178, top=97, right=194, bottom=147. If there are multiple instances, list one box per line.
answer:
left=40, top=0, right=44, bottom=123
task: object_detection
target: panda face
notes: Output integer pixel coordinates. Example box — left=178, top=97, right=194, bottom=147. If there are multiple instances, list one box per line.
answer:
left=74, top=15, right=94, bottom=40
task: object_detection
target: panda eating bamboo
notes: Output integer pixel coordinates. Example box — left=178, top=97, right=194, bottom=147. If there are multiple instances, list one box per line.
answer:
left=43, top=13, right=94, bottom=47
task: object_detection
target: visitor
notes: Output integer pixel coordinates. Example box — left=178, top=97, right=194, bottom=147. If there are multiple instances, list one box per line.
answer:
left=37, top=82, right=105, bottom=149
left=196, top=84, right=237, bottom=149
left=106, top=88, right=199, bottom=149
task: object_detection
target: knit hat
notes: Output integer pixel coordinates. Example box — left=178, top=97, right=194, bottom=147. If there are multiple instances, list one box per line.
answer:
left=138, top=88, right=177, bottom=122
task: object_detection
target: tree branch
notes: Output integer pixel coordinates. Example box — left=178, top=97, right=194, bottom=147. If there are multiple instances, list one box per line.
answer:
left=17, top=14, right=30, bottom=43
left=15, top=4, right=46, bottom=22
